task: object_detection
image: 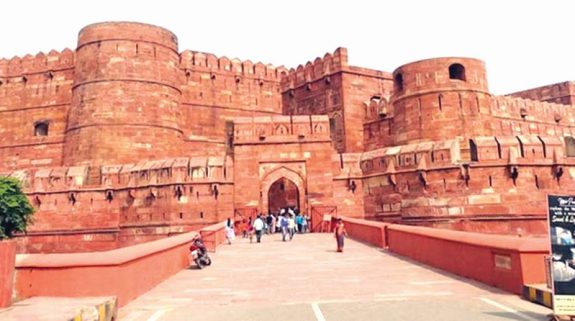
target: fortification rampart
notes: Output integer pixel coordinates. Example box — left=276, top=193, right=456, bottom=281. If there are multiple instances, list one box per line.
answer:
left=0, top=49, right=75, bottom=172
left=0, top=49, right=75, bottom=77
left=6, top=156, right=233, bottom=253
left=64, top=22, right=184, bottom=166
left=357, top=136, right=572, bottom=234
left=281, top=48, right=393, bottom=153
left=179, top=50, right=285, bottom=148
left=280, top=47, right=349, bottom=91
left=507, top=81, right=575, bottom=105
left=490, top=95, right=575, bottom=137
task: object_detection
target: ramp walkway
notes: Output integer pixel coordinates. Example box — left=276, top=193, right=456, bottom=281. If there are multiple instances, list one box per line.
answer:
left=119, top=233, right=551, bottom=321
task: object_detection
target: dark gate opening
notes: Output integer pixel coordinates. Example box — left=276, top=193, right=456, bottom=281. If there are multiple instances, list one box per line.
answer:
left=268, top=177, right=299, bottom=214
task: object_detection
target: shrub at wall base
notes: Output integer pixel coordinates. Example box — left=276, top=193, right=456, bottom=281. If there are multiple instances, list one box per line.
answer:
left=0, top=176, right=35, bottom=308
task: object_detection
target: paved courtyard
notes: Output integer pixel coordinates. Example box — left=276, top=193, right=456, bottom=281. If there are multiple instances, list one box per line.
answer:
left=120, top=233, right=551, bottom=321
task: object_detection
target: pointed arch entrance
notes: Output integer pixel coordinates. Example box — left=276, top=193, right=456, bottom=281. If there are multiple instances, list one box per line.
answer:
left=260, top=166, right=306, bottom=215
left=268, top=177, right=300, bottom=214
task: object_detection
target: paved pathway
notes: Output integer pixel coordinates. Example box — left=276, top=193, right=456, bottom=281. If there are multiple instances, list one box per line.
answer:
left=120, top=233, right=551, bottom=321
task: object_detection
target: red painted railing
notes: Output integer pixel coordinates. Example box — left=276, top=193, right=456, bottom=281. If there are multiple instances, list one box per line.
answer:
left=340, top=217, right=548, bottom=294
left=14, top=221, right=227, bottom=306
left=0, top=241, right=16, bottom=308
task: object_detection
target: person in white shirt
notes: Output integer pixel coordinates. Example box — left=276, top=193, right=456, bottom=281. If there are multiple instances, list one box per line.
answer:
left=287, top=214, right=296, bottom=241
left=225, top=217, right=235, bottom=245
left=253, top=215, right=265, bottom=243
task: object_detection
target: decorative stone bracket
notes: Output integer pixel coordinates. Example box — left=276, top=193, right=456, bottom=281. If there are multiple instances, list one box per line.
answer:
left=105, top=190, right=114, bottom=203
left=347, top=179, right=357, bottom=193
left=68, top=192, right=77, bottom=205
left=387, top=174, right=397, bottom=188
left=459, top=164, right=470, bottom=185
left=553, top=164, right=564, bottom=180
left=508, top=165, right=519, bottom=184
left=418, top=171, right=428, bottom=187
left=174, top=185, right=184, bottom=200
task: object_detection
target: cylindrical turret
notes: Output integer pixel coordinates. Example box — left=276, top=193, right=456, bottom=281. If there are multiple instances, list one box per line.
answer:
left=63, top=22, right=183, bottom=166
left=391, top=57, right=492, bottom=145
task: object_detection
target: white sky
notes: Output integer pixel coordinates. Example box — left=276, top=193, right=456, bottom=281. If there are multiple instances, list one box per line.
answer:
left=1, top=0, right=573, bottom=95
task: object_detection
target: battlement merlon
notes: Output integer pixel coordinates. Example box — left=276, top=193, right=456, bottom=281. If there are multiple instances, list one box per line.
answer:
left=179, top=50, right=287, bottom=81
left=506, top=81, right=575, bottom=105
left=279, top=47, right=393, bottom=91
left=491, top=95, right=575, bottom=124
left=0, top=49, right=75, bottom=77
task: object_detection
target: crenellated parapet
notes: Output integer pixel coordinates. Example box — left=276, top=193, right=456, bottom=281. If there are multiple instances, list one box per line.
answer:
left=280, top=47, right=348, bottom=91
left=506, top=81, right=575, bottom=105
left=180, top=50, right=287, bottom=81
left=5, top=156, right=233, bottom=195
left=491, top=95, right=575, bottom=127
left=0, top=49, right=75, bottom=78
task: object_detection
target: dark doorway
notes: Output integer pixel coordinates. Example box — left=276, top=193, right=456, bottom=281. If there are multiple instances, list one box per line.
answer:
left=268, top=177, right=299, bottom=214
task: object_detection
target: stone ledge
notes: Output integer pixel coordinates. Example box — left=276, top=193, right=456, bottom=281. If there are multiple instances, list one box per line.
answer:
left=0, top=296, right=117, bottom=321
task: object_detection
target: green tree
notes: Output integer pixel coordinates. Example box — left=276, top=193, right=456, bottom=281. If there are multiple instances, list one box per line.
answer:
left=0, top=176, right=35, bottom=239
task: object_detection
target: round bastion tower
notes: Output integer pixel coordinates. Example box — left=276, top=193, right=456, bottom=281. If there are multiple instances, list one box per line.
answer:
left=391, top=57, right=492, bottom=146
left=63, top=22, right=184, bottom=166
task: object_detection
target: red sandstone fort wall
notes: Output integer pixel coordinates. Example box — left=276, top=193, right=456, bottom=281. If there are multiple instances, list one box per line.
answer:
left=507, top=81, right=575, bottom=105
left=179, top=51, right=285, bottom=155
left=64, top=22, right=184, bottom=166
left=281, top=48, right=393, bottom=153
left=390, top=58, right=493, bottom=147
left=5, top=156, right=233, bottom=253
left=359, top=134, right=572, bottom=235
left=490, top=96, right=575, bottom=137
left=0, top=50, right=75, bottom=171
left=232, top=115, right=335, bottom=215
left=2, top=21, right=575, bottom=252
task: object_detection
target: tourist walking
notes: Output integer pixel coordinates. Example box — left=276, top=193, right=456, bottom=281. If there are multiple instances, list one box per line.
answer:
left=225, top=217, right=235, bottom=245
left=266, top=213, right=274, bottom=234
left=288, top=214, right=296, bottom=241
left=253, top=215, right=265, bottom=243
left=280, top=214, right=289, bottom=241
left=334, top=218, right=348, bottom=252
left=296, top=213, right=303, bottom=233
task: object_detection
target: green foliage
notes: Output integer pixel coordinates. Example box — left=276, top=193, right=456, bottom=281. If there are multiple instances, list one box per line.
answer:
left=0, top=176, right=35, bottom=239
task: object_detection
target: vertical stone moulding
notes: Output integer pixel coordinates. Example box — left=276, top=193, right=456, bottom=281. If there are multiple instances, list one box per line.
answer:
left=64, top=22, right=183, bottom=166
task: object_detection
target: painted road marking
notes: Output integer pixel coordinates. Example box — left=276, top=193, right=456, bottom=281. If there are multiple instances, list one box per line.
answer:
left=146, top=309, right=170, bottom=321
left=479, top=297, right=541, bottom=321
left=312, top=302, right=327, bottom=321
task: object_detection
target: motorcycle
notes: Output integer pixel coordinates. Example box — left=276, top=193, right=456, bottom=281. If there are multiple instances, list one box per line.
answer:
left=189, top=237, right=212, bottom=269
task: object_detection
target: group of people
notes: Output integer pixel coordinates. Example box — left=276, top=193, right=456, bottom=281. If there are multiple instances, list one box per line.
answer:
left=227, top=208, right=311, bottom=244
left=225, top=211, right=349, bottom=252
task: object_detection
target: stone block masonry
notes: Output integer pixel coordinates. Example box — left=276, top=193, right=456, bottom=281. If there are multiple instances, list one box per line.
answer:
left=0, top=21, right=574, bottom=253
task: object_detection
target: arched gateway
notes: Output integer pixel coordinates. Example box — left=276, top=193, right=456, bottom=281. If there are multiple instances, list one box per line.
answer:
left=268, top=177, right=299, bottom=214
left=260, top=167, right=306, bottom=215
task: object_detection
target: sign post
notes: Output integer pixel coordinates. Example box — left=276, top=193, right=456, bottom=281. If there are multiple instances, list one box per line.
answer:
left=548, top=195, right=575, bottom=317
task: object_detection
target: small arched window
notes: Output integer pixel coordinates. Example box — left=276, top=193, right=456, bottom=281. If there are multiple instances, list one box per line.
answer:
left=34, top=121, right=49, bottom=136
left=394, top=73, right=404, bottom=92
left=565, top=137, right=575, bottom=157
left=469, top=139, right=478, bottom=161
left=449, top=63, right=466, bottom=81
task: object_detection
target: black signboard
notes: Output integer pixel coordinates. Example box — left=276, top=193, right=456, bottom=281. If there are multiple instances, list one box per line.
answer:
left=549, top=195, right=575, bottom=315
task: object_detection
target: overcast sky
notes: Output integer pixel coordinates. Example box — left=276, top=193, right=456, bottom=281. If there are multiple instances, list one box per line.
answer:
left=1, top=0, right=572, bottom=95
